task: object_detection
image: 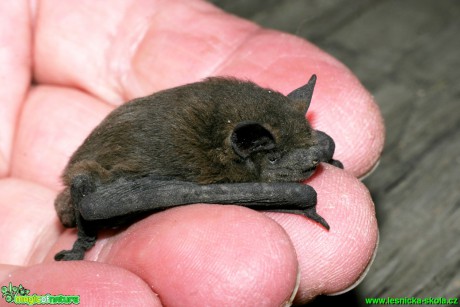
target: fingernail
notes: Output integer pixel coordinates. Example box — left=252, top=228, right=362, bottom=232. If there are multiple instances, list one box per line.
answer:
left=358, top=159, right=381, bottom=181
left=282, top=268, right=301, bottom=307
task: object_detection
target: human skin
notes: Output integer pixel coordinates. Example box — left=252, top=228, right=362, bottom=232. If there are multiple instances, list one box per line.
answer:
left=0, top=1, right=384, bottom=306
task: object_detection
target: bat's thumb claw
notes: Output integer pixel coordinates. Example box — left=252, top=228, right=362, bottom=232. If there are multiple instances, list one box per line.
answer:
left=304, top=208, right=330, bottom=230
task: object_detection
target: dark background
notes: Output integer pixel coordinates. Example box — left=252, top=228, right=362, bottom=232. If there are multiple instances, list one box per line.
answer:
left=210, top=0, right=460, bottom=305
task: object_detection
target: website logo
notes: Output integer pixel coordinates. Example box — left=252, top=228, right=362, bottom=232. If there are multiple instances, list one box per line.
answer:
left=1, top=282, right=80, bottom=305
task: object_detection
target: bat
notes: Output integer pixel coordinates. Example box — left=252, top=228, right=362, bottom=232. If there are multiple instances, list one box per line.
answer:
left=54, top=74, right=343, bottom=261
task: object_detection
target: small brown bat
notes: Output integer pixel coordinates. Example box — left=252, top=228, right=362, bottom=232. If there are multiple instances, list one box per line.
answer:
left=54, top=75, right=343, bottom=261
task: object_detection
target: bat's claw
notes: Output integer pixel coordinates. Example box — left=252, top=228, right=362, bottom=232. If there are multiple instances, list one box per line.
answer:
left=304, top=208, right=330, bottom=230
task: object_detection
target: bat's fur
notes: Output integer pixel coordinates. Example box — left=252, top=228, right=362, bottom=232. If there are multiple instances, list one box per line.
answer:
left=56, top=78, right=320, bottom=227
left=54, top=75, right=342, bottom=260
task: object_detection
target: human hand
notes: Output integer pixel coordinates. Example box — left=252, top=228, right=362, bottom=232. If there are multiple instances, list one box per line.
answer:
left=0, top=1, right=383, bottom=305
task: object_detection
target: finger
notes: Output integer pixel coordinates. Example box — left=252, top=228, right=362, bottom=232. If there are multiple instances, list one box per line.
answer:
left=34, top=0, right=259, bottom=102
left=0, top=0, right=31, bottom=176
left=0, top=262, right=162, bottom=306
left=266, top=164, right=378, bottom=304
left=11, top=86, right=112, bottom=189
left=45, top=166, right=377, bottom=305
left=0, top=264, right=19, bottom=279
left=34, top=0, right=383, bottom=178
left=48, top=205, right=300, bottom=306
left=0, top=178, right=59, bottom=265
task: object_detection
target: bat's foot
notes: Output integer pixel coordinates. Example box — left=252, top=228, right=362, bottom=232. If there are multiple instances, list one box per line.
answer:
left=54, top=234, right=96, bottom=261
left=54, top=249, right=85, bottom=261
left=54, top=216, right=97, bottom=261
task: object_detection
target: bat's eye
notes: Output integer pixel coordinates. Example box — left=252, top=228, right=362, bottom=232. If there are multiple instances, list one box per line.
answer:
left=267, top=153, right=280, bottom=164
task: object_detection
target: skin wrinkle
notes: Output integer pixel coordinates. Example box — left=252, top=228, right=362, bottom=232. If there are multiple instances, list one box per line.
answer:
left=28, top=0, right=37, bottom=27
left=26, top=218, right=56, bottom=264
left=208, top=27, right=263, bottom=77
left=0, top=153, right=7, bottom=177
left=9, top=97, right=26, bottom=178
left=0, top=2, right=31, bottom=177
left=180, top=3, right=263, bottom=78
left=107, top=6, right=156, bottom=102
left=127, top=1, right=263, bottom=96
left=0, top=178, right=55, bottom=264
left=250, top=38, right=338, bottom=84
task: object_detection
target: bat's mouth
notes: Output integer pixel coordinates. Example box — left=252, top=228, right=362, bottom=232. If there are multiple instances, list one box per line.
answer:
left=286, top=167, right=318, bottom=182
left=261, top=165, right=318, bottom=182
left=303, top=166, right=317, bottom=172
left=299, top=166, right=317, bottom=180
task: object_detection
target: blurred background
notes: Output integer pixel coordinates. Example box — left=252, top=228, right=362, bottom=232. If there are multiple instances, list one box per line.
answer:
left=210, top=0, right=460, bottom=305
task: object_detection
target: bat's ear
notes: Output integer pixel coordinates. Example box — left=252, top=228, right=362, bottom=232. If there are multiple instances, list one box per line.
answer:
left=231, top=121, right=276, bottom=158
left=287, top=74, right=317, bottom=113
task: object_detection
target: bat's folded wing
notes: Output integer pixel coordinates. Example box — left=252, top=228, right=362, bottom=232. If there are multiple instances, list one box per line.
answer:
left=79, top=176, right=329, bottom=229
